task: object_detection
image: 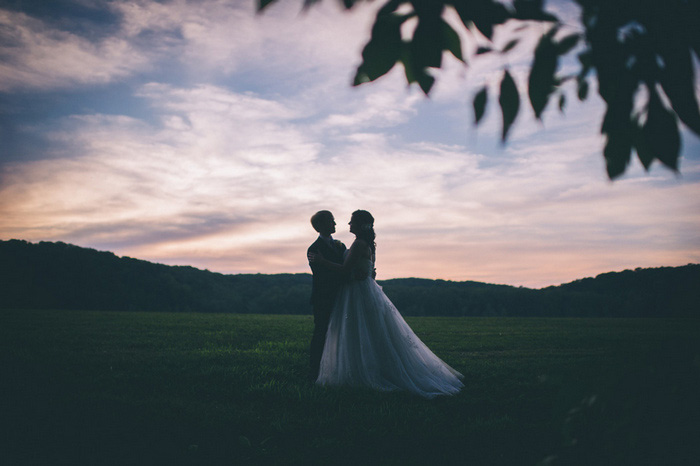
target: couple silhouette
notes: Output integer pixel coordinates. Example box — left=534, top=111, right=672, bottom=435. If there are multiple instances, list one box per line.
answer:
left=306, top=210, right=463, bottom=398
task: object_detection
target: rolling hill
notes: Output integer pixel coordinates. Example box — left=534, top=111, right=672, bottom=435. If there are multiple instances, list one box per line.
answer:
left=1, top=239, right=698, bottom=317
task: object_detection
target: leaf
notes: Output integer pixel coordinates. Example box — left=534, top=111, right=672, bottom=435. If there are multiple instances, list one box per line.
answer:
left=499, top=69, right=520, bottom=141
left=659, top=47, right=700, bottom=136
left=417, top=73, right=436, bottom=95
left=644, top=89, right=681, bottom=171
left=441, top=20, right=464, bottom=62
left=556, top=34, right=580, bottom=55
left=400, top=44, right=418, bottom=83
left=377, top=0, right=402, bottom=16
left=411, top=15, right=443, bottom=69
left=454, top=0, right=509, bottom=40
left=257, top=0, right=277, bottom=11
left=470, top=16, right=494, bottom=40
left=600, top=96, right=634, bottom=179
left=577, top=78, right=589, bottom=101
left=604, top=133, right=632, bottom=179
left=528, top=29, right=559, bottom=119
left=577, top=49, right=592, bottom=70
left=632, top=121, right=654, bottom=171
left=400, top=44, right=435, bottom=95
left=501, top=39, right=519, bottom=53
left=353, top=12, right=404, bottom=85
left=352, top=69, right=370, bottom=86
left=473, top=86, right=488, bottom=125
left=513, top=0, right=559, bottom=22
left=599, top=70, right=636, bottom=135
left=576, top=49, right=592, bottom=100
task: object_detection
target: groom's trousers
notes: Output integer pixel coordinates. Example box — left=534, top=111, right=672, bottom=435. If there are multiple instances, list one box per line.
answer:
left=309, top=299, right=333, bottom=381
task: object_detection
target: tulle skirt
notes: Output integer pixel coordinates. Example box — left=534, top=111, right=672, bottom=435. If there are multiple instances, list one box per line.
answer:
left=316, top=277, right=463, bottom=398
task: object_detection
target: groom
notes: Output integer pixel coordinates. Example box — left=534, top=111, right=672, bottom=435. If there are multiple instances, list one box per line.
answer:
left=307, top=210, right=346, bottom=382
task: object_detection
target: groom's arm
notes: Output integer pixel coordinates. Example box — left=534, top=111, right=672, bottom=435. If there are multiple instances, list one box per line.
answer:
left=308, top=244, right=350, bottom=280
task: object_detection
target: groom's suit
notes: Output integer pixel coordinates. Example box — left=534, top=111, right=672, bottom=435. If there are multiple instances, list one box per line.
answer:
left=308, top=236, right=346, bottom=381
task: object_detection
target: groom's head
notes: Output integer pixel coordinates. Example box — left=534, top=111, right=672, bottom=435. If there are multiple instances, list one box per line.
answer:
left=311, top=210, right=336, bottom=236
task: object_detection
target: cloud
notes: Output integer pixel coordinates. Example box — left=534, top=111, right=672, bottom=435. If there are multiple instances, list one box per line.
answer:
left=3, top=77, right=698, bottom=288
left=0, top=8, right=150, bottom=91
left=0, top=80, right=476, bottom=274
left=111, top=0, right=376, bottom=82
left=0, top=0, right=376, bottom=92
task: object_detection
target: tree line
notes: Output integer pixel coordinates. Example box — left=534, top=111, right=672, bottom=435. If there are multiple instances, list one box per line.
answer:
left=1, top=239, right=697, bottom=317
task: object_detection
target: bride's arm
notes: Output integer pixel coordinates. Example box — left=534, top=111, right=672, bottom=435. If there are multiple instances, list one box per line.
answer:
left=309, top=239, right=365, bottom=273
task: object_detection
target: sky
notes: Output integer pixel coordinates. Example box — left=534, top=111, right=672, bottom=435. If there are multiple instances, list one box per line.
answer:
left=1, top=0, right=699, bottom=288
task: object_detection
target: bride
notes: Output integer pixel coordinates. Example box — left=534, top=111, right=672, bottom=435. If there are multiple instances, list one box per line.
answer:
left=309, top=210, right=463, bottom=398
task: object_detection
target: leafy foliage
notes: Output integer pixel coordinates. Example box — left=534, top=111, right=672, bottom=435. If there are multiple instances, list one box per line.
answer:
left=259, top=0, right=700, bottom=179
left=472, top=86, right=488, bottom=124
left=528, top=26, right=564, bottom=120
left=2, top=240, right=698, bottom=317
left=499, top=69, right=519, bottom=141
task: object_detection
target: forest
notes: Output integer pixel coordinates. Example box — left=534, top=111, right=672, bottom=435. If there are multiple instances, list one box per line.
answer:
left=1, top=239, right=698, bottom=317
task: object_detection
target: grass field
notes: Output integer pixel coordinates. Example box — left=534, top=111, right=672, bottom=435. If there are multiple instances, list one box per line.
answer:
left=2, top=310, right=699, bottom=465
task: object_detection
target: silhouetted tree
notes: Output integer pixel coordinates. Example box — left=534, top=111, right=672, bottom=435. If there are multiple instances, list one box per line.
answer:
left=259, top=0, right=700, bottom=179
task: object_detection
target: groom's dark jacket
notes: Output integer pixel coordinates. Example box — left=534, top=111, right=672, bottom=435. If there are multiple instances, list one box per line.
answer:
left=308, top=237, right=346, bottom=308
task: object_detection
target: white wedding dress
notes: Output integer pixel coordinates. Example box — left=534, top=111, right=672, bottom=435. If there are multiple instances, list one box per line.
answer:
left=316, top=258, right=464, bottom=398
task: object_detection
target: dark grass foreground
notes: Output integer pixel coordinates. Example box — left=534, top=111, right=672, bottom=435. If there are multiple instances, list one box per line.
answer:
left=2, top=310, right=699, bottom=465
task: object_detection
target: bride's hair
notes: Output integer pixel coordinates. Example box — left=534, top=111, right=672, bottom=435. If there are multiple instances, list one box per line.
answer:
left=351, top=210, right=376, bottom=254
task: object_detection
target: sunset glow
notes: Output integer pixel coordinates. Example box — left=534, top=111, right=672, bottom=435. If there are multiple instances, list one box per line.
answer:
left=1, top=0, right=699, bottom=288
